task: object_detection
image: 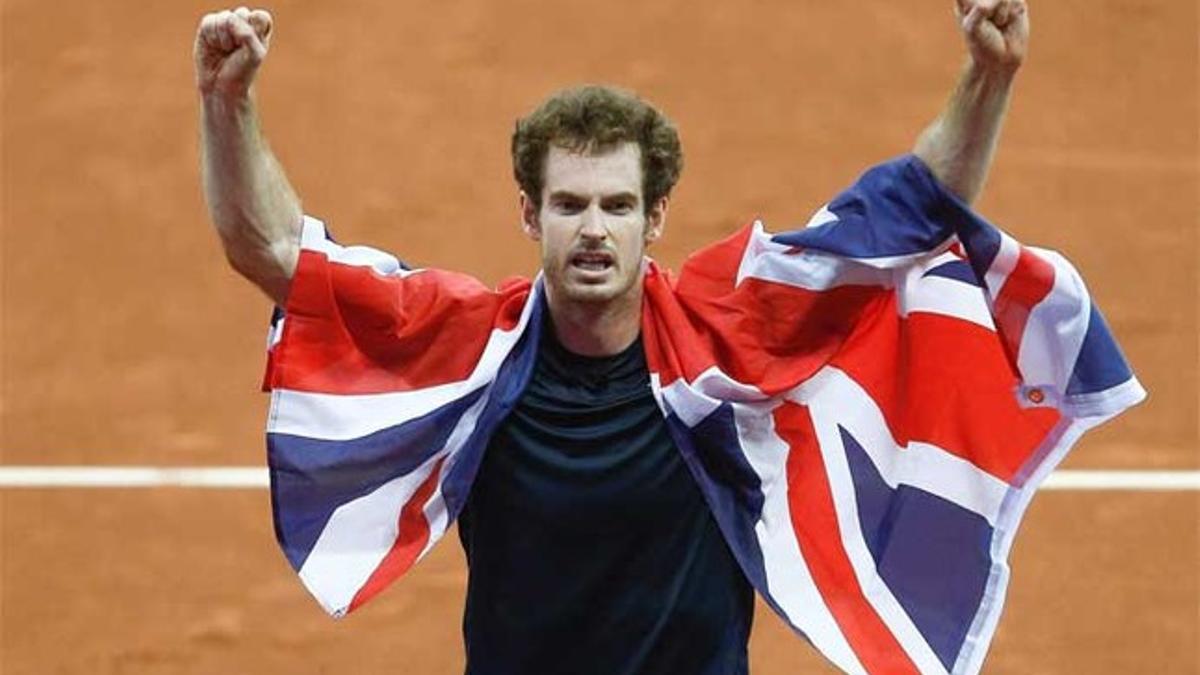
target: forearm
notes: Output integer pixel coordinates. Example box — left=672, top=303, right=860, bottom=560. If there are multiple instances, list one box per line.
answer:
left=912, top=60, right=1016, bottom=205
left=200, top=92, right=301, bottom=305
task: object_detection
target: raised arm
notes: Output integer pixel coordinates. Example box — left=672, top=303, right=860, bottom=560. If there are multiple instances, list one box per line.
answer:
left=913, top=0, right=1029, bottom=205
left=195, top=8, right=301, bottom=306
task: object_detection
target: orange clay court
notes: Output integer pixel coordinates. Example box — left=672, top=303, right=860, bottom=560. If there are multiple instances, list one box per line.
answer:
left=1, top=0, right=1196, bottom=672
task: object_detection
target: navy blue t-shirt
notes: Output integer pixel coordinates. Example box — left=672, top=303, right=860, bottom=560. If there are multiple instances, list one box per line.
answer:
left=457, top=314, right=754, bottom=674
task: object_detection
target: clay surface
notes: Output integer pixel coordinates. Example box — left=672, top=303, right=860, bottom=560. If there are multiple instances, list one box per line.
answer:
left=2, top=0, right=1196, bottom=672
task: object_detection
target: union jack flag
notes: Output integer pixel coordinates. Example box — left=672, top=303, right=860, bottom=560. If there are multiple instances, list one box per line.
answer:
left=262, top=155, right=1143, bottom=674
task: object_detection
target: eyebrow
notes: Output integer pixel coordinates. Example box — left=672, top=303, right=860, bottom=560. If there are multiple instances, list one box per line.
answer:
left=547, top=190, right=640, bottom=203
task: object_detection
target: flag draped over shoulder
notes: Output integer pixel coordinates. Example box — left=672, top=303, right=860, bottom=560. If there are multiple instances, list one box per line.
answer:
left=262, top=155, right=1144, bottom=674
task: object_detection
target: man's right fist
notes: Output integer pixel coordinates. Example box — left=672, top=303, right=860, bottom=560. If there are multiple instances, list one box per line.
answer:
left=194, top=7, right=273, bottom=98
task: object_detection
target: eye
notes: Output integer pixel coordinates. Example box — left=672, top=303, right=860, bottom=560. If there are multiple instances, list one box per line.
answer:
left=554, top=198, right=585, bottom=214
left=605, top=200, right=636, bottom=214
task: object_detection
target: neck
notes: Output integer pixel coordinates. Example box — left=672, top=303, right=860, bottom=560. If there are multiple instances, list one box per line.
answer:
left=544, top=282, right=644, bottom=357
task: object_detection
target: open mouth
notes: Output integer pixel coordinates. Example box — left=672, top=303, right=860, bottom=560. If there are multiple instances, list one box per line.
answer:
left=570, top=251, right=615, bottom=273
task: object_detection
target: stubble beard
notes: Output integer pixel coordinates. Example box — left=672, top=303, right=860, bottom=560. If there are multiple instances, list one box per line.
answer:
left=543, top=248, right=643, bottom=311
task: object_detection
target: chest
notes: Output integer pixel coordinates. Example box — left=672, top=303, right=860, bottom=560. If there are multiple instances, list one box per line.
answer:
left=471, top=377, right=706, bottom=537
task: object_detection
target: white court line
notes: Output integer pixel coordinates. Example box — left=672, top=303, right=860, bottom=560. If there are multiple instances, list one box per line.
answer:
left=0, top=467, right=268, bottom=488
left=0, top=466, right=1196, bottom=490
left=1041, top=470, right=1200, bottom=491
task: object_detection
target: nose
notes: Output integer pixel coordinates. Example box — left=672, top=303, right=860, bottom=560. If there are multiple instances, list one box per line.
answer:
left=579, top=204, right=607, bottom=241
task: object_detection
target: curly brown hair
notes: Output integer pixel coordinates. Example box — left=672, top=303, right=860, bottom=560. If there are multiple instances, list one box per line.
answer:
left=511, top=85, right=683, bottom=215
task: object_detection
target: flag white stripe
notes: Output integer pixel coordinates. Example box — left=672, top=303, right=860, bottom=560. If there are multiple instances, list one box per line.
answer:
left=1012, top=247, right=1090, bottom=400
left=416, top=480, right=450, bottom=564
left=791, top=367, right=1011, bottom=527
left=737, top=221, right=897, bottom=291
left=983, top=233, right=1021, bottom=295
left=300, top=215, right=409, bottom=276
left=952, top=415, right=1089, bottom=675
left=899, top=269, right=996, bottom=331
left=730, top=402, right=867, bottom=675
left=269, top=379, right=485, bottom=441
left=297, top=363, right=497, bottom=616
left=298, top=454, right=442, bottom=617
left=804, top=381, right=951, bottom=674
left=266, top=275, right=540, bottom=442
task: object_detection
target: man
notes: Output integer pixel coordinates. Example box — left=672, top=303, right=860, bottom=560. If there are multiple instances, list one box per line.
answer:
left=196, top=3, right=1143, bottom=673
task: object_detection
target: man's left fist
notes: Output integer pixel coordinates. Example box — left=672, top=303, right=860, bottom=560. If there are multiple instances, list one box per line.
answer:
left=956, top=0, right=1029, bottom=72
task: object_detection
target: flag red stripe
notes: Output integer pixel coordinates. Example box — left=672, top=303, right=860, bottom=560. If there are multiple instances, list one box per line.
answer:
left=269, top=251, right=530, bottom=394
left=831, top=295, right=1061, bottom=482
left=992, top=246, right=1055, bottom=363
left=348, top=457, right=446, bottom=613
left=643, top=264, right=884, bottom=396
left=775, top=401, right=920, bottom=674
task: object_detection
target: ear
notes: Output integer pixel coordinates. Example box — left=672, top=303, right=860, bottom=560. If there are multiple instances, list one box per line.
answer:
left=519, top=191, right=541, bottom=241
left=644, top=196, right=668, bottom=244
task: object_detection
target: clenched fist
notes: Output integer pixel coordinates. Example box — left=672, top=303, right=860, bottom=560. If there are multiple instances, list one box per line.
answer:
left=194, top=7, right=274, bottom=98
left=956, top=0, right=1029, bottom=72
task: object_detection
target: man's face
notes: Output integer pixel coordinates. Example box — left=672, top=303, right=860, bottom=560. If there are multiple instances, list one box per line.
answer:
left=521, top=142, right=666, bottom=307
